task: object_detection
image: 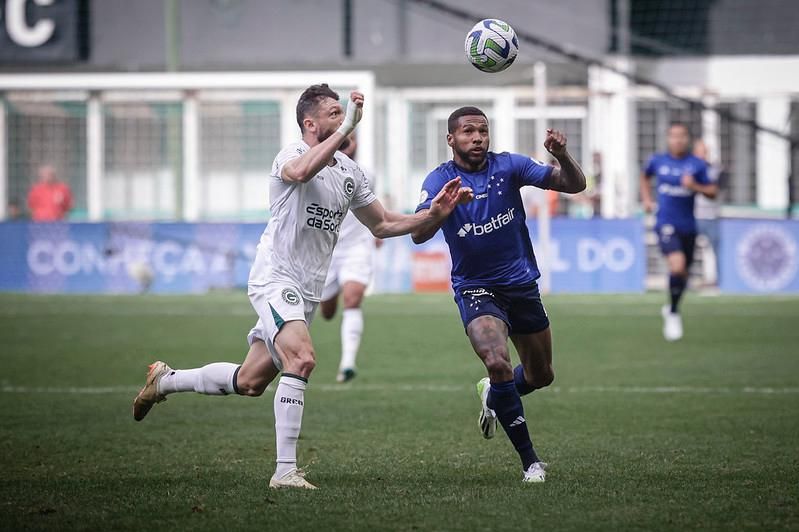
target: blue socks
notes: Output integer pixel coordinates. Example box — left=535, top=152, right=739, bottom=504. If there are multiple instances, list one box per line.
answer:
left=513, top=364, right=536, bottom=396
left=486, top=380, right=539, bottom=469
left=669, top=274, right=687, bottom=313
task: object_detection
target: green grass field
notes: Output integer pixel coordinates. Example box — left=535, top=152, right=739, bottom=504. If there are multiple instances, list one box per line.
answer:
left=1, top=292, right=798, bottom=531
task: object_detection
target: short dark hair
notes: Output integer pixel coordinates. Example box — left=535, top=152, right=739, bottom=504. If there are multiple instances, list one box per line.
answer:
left=669, top=122, right=691, bottom=135
left=448, top=106, right=487, bottom=133
left=296, top=83, right=340, bottom=132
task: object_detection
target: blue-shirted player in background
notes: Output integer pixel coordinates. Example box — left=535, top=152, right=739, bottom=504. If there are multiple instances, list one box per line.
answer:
left=412, top=107, right=586, bottom=483
left=641, top=122, right=718, bottom=341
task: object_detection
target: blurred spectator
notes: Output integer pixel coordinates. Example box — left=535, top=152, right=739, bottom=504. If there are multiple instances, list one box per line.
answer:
left=27, top=165, right=73, bottom=222
left=567, top=152, right=602, bottom=219
left=693, top=139, right=723, bottom=285
left=7, top=198, right=25, bottom=220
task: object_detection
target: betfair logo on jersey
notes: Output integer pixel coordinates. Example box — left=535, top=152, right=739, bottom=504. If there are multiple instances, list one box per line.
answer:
left=344, top=177, right=355, bottom=197
left=281, top=288, right=301, bottom=305
left=305, top=203, right=344, bottom=232
left=657, top=183, right=692, bottom=197
left=457, top=207, right=516, bottom=237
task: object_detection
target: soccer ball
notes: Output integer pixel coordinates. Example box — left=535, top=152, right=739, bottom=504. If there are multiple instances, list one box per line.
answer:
left=464, top=19, right=519, bottom=73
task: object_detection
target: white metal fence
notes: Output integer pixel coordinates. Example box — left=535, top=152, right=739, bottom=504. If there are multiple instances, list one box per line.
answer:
left=1, top=63, right=797, bottom=222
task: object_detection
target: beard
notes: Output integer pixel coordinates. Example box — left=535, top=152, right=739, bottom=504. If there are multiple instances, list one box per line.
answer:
left=317, top=128, right=350, bottom=151
left=454, top=145, right=487, bottom=167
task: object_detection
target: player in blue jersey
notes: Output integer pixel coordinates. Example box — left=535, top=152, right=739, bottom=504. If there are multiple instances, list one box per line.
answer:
left=412, top=107, right=586, bottom=483
left=640, top=123, right=718, bottom=341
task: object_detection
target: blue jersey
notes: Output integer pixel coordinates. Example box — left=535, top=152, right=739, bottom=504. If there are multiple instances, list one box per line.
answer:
left=415, top=152, right=553, bottom=292
left=644, top=152, right=710, bottom=233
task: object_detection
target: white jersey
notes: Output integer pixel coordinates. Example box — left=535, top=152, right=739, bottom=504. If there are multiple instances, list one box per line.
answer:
left=249, top=141, right=377, bottom=301
left=695, top=163, right=720, bottom=220
left=335, top=208, right=374, bottom=252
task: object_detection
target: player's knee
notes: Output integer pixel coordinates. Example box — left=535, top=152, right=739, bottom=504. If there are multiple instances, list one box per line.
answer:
left=342, top=284, right=365, bottom=308
left=532, top=366, right=555, bottom=389
left=342, top=292, right=363, bottom=309
left=286, top=346, right=316, bottom=376
left=235, top=372, right=269, bottom=397
left=481, top=348, right=512, bottom=379
left=236, top=377, right=268, bottom=397
left=299, top=354, right=316, bottom=375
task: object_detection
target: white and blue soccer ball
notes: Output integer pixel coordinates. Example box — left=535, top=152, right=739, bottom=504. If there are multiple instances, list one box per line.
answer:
left=464, top=19, right=519, bottom=73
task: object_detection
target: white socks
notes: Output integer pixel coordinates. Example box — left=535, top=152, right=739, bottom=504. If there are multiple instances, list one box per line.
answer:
left=157, top=363, right=239, bottom=396
left=273, top=374, right=307, bottom=478
left=340, top=308, right=363, bottom=371
left=156, top=364, right=309, bottom=479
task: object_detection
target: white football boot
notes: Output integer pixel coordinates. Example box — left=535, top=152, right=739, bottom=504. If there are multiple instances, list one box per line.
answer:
left=476, top=377, right=497, bottom=439
left=132, top=361, right=172, bottom=421
left=269, top=469, right=317, bottom=490
left=522, top=462, right=548, bottom=483
left=661, top=305, right=684, bottom=342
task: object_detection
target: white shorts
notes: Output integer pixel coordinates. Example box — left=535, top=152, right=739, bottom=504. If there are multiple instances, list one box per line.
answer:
left=321, top=242, right=375, bottom=301
left=247, top=282, right=318, bottom=371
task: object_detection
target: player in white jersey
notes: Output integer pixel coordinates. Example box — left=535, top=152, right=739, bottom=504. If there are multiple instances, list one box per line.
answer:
left=132, top=84, right=473, bottom=490
left=320, top=133, right=378, bottom=383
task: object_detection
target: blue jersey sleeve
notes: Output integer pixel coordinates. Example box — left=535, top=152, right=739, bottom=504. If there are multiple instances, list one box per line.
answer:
left=511, top=153, right=553, bottom=188
left=643, top=155, right=657, bottom=177
left=415, top=169, right=447, bottom=213
left=693, top=160, right=710, bottom=185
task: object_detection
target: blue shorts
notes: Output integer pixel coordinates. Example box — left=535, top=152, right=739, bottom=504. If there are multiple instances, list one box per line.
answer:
left=657, top=224, right=696, bottom=267
left=454, top=282, right=550, bottom=335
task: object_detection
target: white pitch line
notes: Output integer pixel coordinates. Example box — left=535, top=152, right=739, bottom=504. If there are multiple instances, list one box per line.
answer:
left=0, top=385, right=140, bottom=394
left=561, top=385, right=799, bottom=395
left=1, top=384, right=798, bottom=395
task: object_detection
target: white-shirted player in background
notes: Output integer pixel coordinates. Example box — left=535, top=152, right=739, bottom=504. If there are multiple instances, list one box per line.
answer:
left=320, top=133, right=378, bottom=383
left=132, top=84, right=472, bottom=490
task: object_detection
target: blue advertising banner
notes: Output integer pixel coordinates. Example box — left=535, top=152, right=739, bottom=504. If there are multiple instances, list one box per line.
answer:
left=538, top=218, right=646, bottom=293
left=0, top=222, right=264, bottom=294
left=719, top=219, right=799, bottom=294
left=373, top=218, right=646, bottom=294
left=0, top=219, right=646, bottom=294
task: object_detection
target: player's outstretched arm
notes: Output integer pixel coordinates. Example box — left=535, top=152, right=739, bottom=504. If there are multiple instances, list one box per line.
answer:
left=681, top=175, right=719, bottom=199
left=353, top=177, right=473, bottom=240
left=410, top=210, right=444, bottom=244
left=410, top=178, right=474, bottom=244
left=640, top=172, right=656, bottom=213
left=544, top=129, right=587, bottom=194
left=281, top=92, right=364, bottom=183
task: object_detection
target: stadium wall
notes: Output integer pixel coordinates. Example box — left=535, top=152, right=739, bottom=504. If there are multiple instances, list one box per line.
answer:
left=3, top=218, right=798, bottom=295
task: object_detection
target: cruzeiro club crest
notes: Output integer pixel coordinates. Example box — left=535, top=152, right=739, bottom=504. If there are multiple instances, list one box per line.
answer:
left=281, top=288, right=301, bottom=305
left=737, top=224, right=798, bottom=292
left=418, top=190, right=429, bottom=205
left=343, top=177, right=355, bottom=198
